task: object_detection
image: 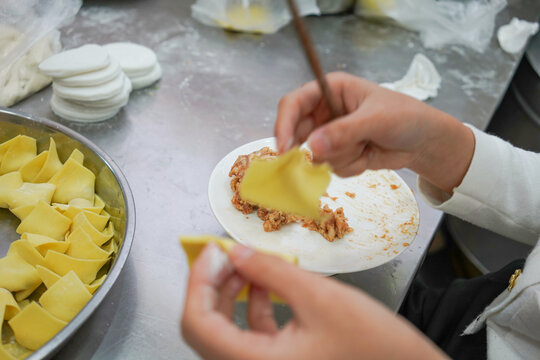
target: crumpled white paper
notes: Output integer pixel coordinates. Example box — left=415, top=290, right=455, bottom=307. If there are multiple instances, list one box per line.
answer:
left=497, top=18, right=539, bottom=55
left=380, top=54, right=441, bottom=101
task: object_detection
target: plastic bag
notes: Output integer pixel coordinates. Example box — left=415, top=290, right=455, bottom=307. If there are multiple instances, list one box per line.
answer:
left=355, top=0, right=507, bottom=52
left=192, top=0, right=320, bottom=34
left=0, top=0, right=82, bottom=107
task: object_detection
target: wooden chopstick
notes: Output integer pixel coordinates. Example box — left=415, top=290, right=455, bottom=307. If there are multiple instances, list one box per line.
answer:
left=285, top=0, right=341, bottom=119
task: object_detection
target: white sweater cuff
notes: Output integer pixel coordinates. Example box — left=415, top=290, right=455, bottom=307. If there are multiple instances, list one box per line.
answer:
left=417, top=124, right=539, bottom=245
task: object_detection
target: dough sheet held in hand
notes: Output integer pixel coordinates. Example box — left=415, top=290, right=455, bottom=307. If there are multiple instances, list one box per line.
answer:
left=179, top=235, right=297, bottom=302
left=239, top=147, right=331, bottom=220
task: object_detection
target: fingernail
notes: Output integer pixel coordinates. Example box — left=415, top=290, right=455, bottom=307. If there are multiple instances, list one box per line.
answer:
left=308, top=130, right=331, bottom=155
left=228, top=275, right=246, bottom=295
left=230, top=245, right=254, bottom=265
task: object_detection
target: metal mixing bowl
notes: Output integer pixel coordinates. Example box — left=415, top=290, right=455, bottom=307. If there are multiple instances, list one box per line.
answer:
left=0, top=108, right=135, bottom=359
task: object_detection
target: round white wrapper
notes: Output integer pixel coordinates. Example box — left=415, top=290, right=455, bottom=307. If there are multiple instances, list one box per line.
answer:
left=208, top=138, right=420, bottom=274
left=55, top=58, right=122, bottom=87
left=39, top=44, right=109, bottom=78
left=104, top=42, right=157, bottom=76
left=129, top=63, right=162, bottom=90
left=53, top=73, right=127, bottom=101
left=51, top=94, right=122, bottom=123
left=69, top=77, right=132, bottom=109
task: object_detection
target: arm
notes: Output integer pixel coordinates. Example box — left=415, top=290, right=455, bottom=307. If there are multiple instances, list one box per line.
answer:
left=182, top=244, right=448, bottom=360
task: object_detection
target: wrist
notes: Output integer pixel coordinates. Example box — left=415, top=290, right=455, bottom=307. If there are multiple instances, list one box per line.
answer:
left=410, top=113, right=475, bottom=194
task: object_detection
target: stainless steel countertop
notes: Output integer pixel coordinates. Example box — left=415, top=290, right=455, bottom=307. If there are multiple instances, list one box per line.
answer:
left=13, top=0, right=539, bottom=358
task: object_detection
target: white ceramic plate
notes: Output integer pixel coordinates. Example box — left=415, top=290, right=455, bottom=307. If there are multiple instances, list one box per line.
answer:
left=208, top=138, right=419, bottom=274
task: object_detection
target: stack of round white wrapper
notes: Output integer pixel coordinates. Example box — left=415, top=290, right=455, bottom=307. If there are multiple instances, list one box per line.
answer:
left=39, top=43, right=161, bottom=123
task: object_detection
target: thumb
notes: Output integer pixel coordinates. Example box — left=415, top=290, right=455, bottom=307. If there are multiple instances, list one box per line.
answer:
left=229, top=245, right=331, bottom=324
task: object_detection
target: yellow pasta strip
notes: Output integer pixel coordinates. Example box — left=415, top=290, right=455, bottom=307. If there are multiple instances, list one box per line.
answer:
left=72, top=211, right=109, bottom=232
left=39, top=271, right=92, bottom=322
left=66, top=227, right=111, bottom=260
left=179, top=235, right=297, bottom=303
left=19, top=151, right=47, bottom=182
left=0, top=252, right=40, bottom=292
left=48, top=159, right=95, bottom=204
left=16, top=201, right=71, bottom=241
left=0, top=289, right=21, bottom=360
left=85, top=275, right=106, bottom=294
left=43, top=250, right=108, bottom=284
left=32, top=138, right=63, bottom=183
left=72, top=217, right=113, bottom=246
left=35, top=265, right=61, bottom=289
left=67, top=148, right=84, bottom=164
left=0, top=171, right=23, bottom=208
left=239, top=147, right=331, bottom=220
left=21, top=233, right=69, bottom=257
left=10, top=204, right=35, bottom=220
left=8, top=302, right=67, bottom=351
left=0, top=135, right=36, bottom=175
left=9, top=240, right=44, bottom=267
left=7, top=182, right=56, bottom=208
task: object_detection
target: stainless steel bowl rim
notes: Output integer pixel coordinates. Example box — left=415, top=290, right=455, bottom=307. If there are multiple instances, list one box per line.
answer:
left=0, top=107, right=136, bottom=359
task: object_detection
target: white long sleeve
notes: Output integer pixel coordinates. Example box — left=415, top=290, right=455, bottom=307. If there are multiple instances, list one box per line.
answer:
left=418, top=124, right=540, bottom=245
left=417, top=124, right=540, bottom=359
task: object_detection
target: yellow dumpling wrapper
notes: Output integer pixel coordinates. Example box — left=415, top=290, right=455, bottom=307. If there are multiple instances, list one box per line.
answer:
left=19, top=151, right=48, bottom=182
left=39, top=271, right=92, bottom=322
left=9, top=240, right=44, bottom=267
left=102, top=239, right=118, bottom=255
left=68, top=197, right=94, bottom=208
left=7, top=182, right=56, bottom=209
left=32, top=138, right=63, bottom=183
left=0, top=288, right=20, bottom=321
left=22, top=233, right=69, bottom=257
left=48, top=158, right=95, bottom=204
left=43, top=250, right=108, bottom=284
left=15, top=282, right=42, bottom=302
left=17, top=201, right=71, bottom=241
left=66, top=148, right=84, bottom=164
left=85, top=275, right=106, bottom=294
left=0, top=171, right=23, bottom=208
left=0, top=136, right=20, bottom=161
left=239, top=147, right=331, bottom=220
left=0, top=289, right=21, bottom=360
left=2, top=342, right=32, bottom=360
left=66, top=227, right=111, bottom=260
left=0, top=252, right=40, bottom=292
left=8, top=302, right=67, bottom=350
left=72, top=218, right=114, bottom=247
left=37, top=265, right=105, bottom=294
left=36, top=265, right=61, bottom=289
left=72, top=211, right=109, bottom=232
left=179, top=235, right=297, bottom=303
left=0, top=135, right=36, bottom=175
left=10, top=204, right=35, bottom=220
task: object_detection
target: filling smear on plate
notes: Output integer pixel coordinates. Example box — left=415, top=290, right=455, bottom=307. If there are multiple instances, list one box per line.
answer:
left=229, top=147, right=352, bottom=242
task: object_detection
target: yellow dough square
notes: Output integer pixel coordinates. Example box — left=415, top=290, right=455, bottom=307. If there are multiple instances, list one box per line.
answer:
left=32, top=138, right=63, bottom=183
left=8, top=302, right=67, bottom=351
left=0, top=171, right=23, bottom=208
left=0, top=251, right=41, bottom=293
left=43, top=250, right=108, bottom=284
left=17, top=201, right=72, bottom=241
left=179, top=235, right=297, bottom=303
left=0, top=135, right=36, bottom=175
left=39, top=271, right=92, bottom=322
left=239, top=147, right=331, bottom=220
left=22, top=233, right=70, bottom=256
left=72, top=217, right=114, bottom=246
left=7, top=182, right=56, bottom=209
left=67, top=227, right=111, bottom=260
left=48, top=159, right=95, bottom=204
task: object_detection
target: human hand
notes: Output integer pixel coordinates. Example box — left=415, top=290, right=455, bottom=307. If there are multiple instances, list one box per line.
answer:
left=181, top=244, right=448, bottom=360
left=274, top=72, right=474, bottom=193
